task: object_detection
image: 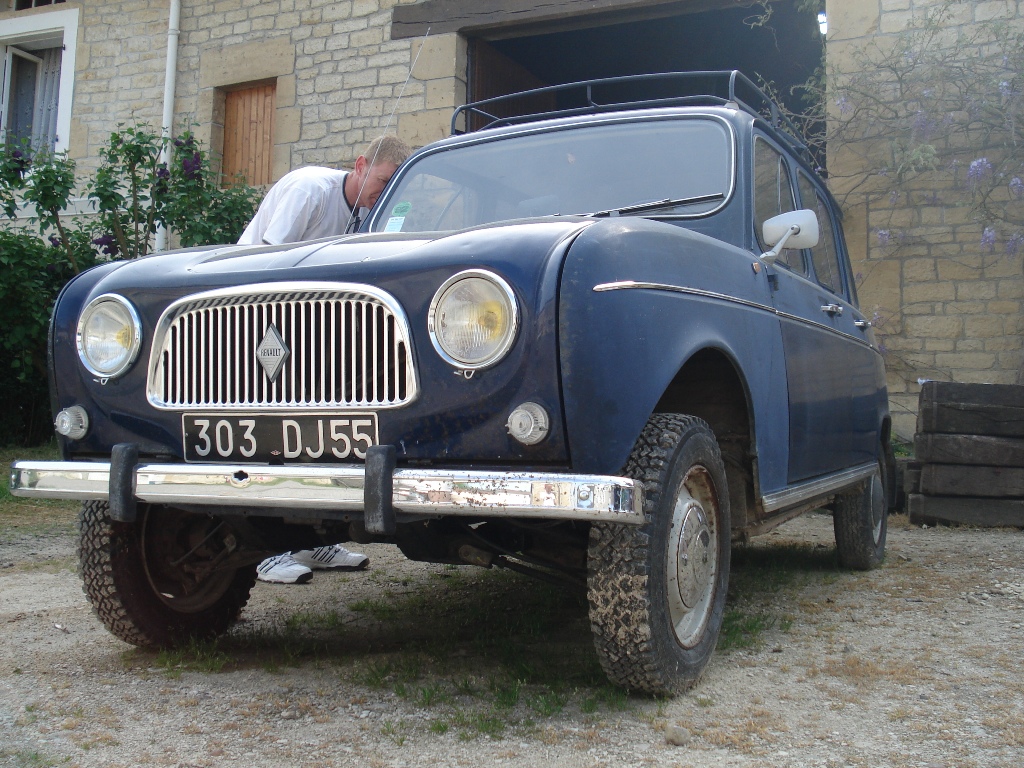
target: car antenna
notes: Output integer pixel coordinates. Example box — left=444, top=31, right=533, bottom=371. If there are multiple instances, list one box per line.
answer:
left=344, top=26, right=430, bottom=234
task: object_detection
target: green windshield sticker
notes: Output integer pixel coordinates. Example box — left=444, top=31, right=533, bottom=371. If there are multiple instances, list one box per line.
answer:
left=392, top=201, right=412, bottom=216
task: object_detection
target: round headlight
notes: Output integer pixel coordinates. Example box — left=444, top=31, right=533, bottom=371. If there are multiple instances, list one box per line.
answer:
left=428, top=270, right=518, bottom=369
left=77, top=294, right=142, bottom=378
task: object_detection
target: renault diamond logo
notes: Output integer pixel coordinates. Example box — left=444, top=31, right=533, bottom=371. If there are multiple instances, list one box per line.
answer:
left=256, top=324, right=289, bottom=382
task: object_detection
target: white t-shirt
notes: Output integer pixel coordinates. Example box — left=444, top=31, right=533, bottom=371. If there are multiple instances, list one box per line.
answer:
left=237, top=166, right=358, bottom=245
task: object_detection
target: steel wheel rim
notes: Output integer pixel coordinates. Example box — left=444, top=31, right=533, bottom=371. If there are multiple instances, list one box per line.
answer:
left=666, top=465, right=720, bottom=648
left=140, top=507, right=238, bottom=613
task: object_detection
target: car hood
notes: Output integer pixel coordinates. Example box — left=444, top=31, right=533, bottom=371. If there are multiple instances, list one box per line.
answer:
left=88, top=218, right=596, bottom=290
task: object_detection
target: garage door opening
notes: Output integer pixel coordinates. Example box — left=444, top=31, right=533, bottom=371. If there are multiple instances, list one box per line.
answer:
left=467, top=2, right=823, bottom=131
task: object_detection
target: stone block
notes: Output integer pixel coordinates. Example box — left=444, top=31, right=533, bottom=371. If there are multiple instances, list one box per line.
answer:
left=351, top=27, right=384, bottom=48
left=903, top=258, right=936, bottom=281
left=200, top=37, right=294, bottom=88
left=903, top=282, right=956, bottom=303
left=975, top=1, right=1015, bottom=21
left=398, top=107, right=450, bottom=147
left=955, top=281, right=998, bottom=301
left=987, top=300, right=1021, bottom=315
left=275, top=107, right=302, bottom=145
left=411, top=33, right=459, bottom=81
left=935, top=352, right=997, bottom=370
left=936, top=260, right=980, bottom=281
left=827, top=0, right=880, bottom=41
left=924, top=339, right=956, bottom=352
left=904, top=315, right=963, bottom=340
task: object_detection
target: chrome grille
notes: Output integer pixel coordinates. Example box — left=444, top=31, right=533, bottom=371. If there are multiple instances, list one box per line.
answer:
left=147, top=283, right=417, bottom=410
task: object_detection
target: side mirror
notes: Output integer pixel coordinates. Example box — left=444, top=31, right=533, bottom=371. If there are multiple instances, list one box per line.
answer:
left=761, top=209, right=819, bottom=264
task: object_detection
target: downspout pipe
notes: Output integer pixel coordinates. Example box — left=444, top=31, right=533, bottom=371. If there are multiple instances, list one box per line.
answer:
left=154, top=0, right=181, bottom=253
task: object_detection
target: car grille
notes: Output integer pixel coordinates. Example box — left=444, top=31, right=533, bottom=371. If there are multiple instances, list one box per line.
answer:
left=147, top=283, right=417, bottom=410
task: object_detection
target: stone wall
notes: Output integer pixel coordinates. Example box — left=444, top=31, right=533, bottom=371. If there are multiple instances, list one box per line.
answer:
left=1, top=0, right=458, bottom=180
left=827, top=0, right=1024, bottom=439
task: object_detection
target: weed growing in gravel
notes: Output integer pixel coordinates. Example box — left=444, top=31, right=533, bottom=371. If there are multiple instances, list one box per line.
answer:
left=153, top=638, right=230, bottom=676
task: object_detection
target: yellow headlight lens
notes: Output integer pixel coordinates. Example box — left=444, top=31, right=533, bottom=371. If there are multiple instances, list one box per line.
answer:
left=77, top=295, right=141, bottom=378
left=430, top=272, right=518, bottom=368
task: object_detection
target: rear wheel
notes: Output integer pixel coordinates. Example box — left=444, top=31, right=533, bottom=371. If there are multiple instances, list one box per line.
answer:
left=588, top=414, right=731, bottom=695
left=833, top=462, right=887, bottom=570
left=78, top=500, right=256, bottom=647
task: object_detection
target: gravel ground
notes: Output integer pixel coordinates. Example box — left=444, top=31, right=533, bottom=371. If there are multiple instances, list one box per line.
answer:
left=1, top=510, right=1023, bottom=768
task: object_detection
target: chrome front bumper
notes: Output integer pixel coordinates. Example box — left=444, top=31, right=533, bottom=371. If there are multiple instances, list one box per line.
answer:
left=9, top=460, right=645, bottom=525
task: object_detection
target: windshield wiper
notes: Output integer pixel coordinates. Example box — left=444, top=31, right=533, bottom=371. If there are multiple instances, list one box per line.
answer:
left=590, top=193, right=725, bottom=218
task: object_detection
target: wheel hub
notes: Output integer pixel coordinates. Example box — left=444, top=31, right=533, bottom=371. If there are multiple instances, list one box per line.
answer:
left=666, top=467, right=720, bottom=648
left=676, top=500, right=713, bottom=609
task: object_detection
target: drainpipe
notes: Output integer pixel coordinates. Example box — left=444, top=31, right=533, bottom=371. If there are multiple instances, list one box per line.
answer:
left=154, top=0, right=181, bottom=253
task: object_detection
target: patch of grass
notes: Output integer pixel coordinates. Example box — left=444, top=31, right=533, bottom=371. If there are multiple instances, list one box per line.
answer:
left=527, top=688, right=568, bottom=717
left=718, top=609, right=777, bottom=651
left=348, top=597, right=401, bottom=622
left=1, top=443, right=78, bottom=539
left=0, top=750, right=66, bottom=767
left=154, top=638, right=231, bottom=676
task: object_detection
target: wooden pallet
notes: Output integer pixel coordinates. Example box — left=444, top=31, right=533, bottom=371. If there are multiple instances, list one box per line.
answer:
left=907, top=382, right=1024, bottom=527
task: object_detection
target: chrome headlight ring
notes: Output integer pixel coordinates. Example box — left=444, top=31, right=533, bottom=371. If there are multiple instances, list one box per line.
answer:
left=76, top=293, right=143, bottom=379
left=428, top=269, right=519, bottom=370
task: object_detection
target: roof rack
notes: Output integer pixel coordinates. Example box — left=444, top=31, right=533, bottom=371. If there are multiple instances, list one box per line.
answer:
left=452, top=70, right=810, bottom=161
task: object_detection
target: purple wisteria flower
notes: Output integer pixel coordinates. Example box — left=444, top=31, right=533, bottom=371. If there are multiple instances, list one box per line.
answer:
left=912, top=110, right=933, bottom=138
left=981, top=227, right=997, bottom=252
left=999, top=81, right=1013, bottom=98
left=1007, top=233, right=1024, bottom=256
left=968, top=158, right=993, bottom=186
left=48, top=234, right=61, bottom=248
left=1010, top=177, right=1024, bottom=198
left=835, top=96, right=852, bottom=115
left=889, top=190, right=901, bottom=206
left=876, top=229, right=892, bottom=246
left=93, top=233, right=120, bottom=257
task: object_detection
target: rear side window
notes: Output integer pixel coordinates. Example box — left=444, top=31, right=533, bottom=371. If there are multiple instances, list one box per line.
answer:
left=753, top=137, right=804, bottom=274
left=797, top=173, right=843, bottom=296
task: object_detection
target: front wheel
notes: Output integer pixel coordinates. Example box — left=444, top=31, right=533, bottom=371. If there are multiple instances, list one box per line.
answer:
left=588, top=414, right=731, bottom=695
left=79, top=500, right=256, bottom=647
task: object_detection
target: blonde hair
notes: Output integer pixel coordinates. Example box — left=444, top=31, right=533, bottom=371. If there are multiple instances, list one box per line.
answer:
left=364, top=135, right=412, bottom=167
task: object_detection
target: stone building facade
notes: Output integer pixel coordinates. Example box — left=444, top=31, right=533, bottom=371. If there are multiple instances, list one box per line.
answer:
left=2, top=0, right=1022, bottom=437
left=828, top=0, right=1024, bottom=438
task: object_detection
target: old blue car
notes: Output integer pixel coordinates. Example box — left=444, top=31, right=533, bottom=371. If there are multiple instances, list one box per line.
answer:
left=11, top=72, right=892, bottom=695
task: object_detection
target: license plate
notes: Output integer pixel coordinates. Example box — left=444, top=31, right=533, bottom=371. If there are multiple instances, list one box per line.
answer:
left=182, top=413, right=378, bottom=463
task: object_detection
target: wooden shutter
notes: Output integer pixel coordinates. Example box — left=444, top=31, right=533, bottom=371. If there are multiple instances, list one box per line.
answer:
left=222, top=82, right=275, bottom=187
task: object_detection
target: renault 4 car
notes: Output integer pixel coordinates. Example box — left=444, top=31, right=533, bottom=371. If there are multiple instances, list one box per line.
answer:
left=11, top=71, right=893, bottom=695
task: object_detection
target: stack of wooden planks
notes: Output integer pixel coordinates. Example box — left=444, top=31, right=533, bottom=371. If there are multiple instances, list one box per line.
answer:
left=907, top=381, right=1024, bottom=527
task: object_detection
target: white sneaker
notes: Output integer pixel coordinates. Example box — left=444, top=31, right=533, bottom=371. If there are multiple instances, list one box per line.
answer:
left=291, top=544, right=369, bottom=571
left=257, top=553, right=313, bottom=584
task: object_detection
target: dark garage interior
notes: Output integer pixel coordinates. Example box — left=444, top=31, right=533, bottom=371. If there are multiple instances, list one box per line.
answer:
left=468, top=1, right=824, bottom=119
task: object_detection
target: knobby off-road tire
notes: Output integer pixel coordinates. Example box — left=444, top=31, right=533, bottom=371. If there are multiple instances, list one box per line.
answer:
left=78, top=500, right=257, bottom=647
left=832, top=457, right=887, bottom=570
left=588, top=414, right=731, bottom=695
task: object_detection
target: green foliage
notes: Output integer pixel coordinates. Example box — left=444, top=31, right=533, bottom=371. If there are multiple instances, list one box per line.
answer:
left=0, top=126, right=261, bottom=445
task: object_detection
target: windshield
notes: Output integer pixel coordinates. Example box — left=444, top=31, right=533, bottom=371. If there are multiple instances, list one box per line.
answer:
left=369, top=117, right=733, bottom=233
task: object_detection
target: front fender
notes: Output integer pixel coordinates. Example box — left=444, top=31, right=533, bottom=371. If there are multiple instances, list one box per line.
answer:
left=558, top=218, right=788, bottom=482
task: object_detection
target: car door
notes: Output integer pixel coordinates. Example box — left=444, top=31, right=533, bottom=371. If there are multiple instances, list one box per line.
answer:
left=753, top=135, right=874, bottom=482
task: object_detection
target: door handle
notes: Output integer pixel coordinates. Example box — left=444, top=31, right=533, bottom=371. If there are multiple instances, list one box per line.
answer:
left=854, top=319, right=872, bottom=329
left=820, top=303, right=843, bottom=316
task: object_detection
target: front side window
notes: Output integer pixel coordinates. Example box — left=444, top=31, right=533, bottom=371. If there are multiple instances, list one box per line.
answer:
left=752, top=136, right=805, bottom=274
left=797, top=173, right=843, bottom=296
left=371, top=117, right=733, bottom=233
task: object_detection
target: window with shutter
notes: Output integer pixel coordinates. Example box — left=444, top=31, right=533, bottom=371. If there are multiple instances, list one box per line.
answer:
left=0, top=6, right=77, bottom=153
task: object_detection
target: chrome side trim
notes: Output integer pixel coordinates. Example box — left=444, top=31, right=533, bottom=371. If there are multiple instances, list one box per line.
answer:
left=760, top=462, right=877, bottom=513
left=10, top=461, right=645, bottom=525
left=594, top=280, right=877, bottom=350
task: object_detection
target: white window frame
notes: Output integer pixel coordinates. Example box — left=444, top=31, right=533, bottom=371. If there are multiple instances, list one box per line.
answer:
left=0, top=6, right=78, bottom=153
